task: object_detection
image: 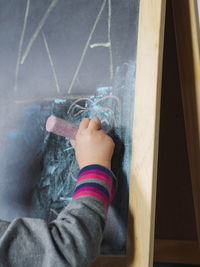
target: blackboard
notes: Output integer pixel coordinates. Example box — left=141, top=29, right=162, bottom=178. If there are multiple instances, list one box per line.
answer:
left=0, top=0, right=139, bottom=255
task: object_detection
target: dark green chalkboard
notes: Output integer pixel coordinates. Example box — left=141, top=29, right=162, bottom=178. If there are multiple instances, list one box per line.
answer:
left=0, top=0, right=139, bottom=255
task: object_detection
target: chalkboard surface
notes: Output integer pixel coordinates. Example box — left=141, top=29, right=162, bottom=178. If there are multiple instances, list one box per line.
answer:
left=0, top=0, right=139, bottom=255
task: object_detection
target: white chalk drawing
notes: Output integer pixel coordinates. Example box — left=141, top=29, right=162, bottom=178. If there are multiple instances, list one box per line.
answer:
left=67, top=94, right=120, bottom=129
left=20, top=0, right=59, bottom=65
left=14, top=0, right=113, bottom=96
left=90, top=42, right=111, bottom=48
left=42, top=31, right=60, bottom=93
left=14, top=0, right=59, bottom=92
left=67, top=0, right=107, bottom=94
left=67, top=0, right=114, bottom=93
left=108, top=0, right=113, bottom=80
left=14, top=0, right=30, bottom=91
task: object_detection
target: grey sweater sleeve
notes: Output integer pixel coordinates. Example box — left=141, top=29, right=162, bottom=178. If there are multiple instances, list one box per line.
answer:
left=0, top=165, right=116, bottom=267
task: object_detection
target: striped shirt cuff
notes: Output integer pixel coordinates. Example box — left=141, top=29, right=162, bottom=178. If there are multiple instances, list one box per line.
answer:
left=72, top=164, right=117, bottom=212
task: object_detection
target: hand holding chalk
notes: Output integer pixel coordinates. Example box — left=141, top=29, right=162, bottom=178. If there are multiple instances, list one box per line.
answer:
left=46, top=116, right=115, bottom=169
left=75, top=118, right=115, bottom=169
left=46, top=115, right=79, bottom=140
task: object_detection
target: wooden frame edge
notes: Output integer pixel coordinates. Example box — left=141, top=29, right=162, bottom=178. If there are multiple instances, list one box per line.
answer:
left=92, top=1, right=166, bottom=266
left=128, top=1, right=166, bottom=266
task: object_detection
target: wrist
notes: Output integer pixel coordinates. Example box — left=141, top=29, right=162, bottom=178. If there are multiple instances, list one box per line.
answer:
left=79, top=160, right=111, bottom=170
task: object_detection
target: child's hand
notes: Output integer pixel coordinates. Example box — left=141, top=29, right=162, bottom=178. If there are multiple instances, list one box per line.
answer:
left=73, top=118, right=115, bottom=169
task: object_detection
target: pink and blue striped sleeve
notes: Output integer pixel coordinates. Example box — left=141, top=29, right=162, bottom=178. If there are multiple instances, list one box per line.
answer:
left=72, top=164, right=117, bottom=212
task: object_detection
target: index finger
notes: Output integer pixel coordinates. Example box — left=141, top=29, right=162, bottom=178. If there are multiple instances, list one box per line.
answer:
left=79, top=118, right=90, bottom=130
left=88, top=117, right=101, bottom=130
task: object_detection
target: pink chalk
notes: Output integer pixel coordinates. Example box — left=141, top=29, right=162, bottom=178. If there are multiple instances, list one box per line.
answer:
left=46, top=115, right=79, bottom=139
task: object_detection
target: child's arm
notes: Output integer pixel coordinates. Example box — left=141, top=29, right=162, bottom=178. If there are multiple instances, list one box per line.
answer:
left=0, top=118, right=116, bottom=267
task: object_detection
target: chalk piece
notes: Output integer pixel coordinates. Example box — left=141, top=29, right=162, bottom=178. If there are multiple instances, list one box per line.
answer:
left=46, top=115, right=78, bottom=139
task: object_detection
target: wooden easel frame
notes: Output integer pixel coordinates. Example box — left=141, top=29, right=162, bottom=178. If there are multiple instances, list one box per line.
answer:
left=92, top=1, right=166, bottom=266
left=154, top=0, right=200, bottom=265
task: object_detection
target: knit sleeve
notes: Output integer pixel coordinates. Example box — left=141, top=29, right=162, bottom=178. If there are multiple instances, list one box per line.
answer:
left=0, top=164, right=117, bottom=267
left=73, top=164, right=117, bottom=212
